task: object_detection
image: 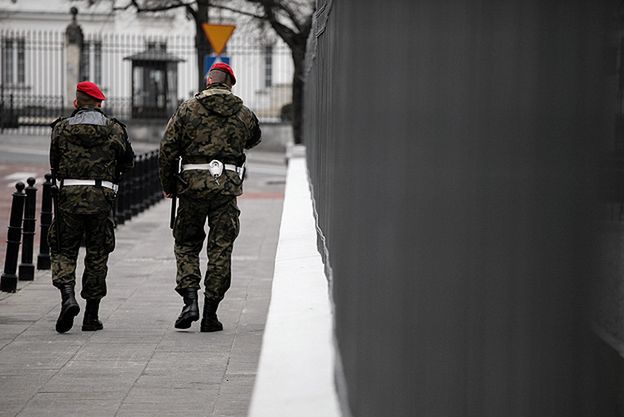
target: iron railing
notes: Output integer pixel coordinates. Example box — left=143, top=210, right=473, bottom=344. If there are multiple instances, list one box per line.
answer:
left=0, top=29, right=293, bottom=135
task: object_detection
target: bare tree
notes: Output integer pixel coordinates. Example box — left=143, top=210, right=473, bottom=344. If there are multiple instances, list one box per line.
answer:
left=78, top=0, right=314, bottom=144
left=213, top=0, right=314, bottom=145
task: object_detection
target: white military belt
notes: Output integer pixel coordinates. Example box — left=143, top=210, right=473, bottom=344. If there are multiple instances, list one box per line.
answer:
left=182, top=163, right=244, bottom=178
left=182, top=163, right=240, bottom=172
left=62, top=179, right=118, bottom=192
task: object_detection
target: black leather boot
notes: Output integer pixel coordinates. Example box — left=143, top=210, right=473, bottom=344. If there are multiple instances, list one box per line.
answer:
left=55, top=284, right=80, bottom=334
left=175, top=289, right=199, bottom=329
left=82, top=299, right=103, bottom=331
left=200, top=298, right=223, bottom=332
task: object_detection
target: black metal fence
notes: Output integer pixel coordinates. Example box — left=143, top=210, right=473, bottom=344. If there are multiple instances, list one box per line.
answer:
left=1, top=30, right=65, bottom=131
left=0, top=151, right=161, bottom=292
left=0, top=28, right=293, bottom=134
left=304, top=0, right=619, bottom=416
left=115, top=150, right=162, bottom=225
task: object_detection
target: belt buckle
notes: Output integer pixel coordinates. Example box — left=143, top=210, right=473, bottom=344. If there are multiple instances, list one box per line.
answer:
left=208, top=160, right=224, bottom=178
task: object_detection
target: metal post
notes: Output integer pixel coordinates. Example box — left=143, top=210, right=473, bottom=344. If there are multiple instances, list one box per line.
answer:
left=136, top=153, right=145, bottom=213
left=139, top=152, right=149, bottom=212
left=1, top=182, right=26, bottom=292
left=145, top=151, right=154, bottom=207
left=37, top=173, right=53, bottom=270
left=139, top=152, right=149, bottom=211
left=152, top=151, right=161, bottom=205
left=148, top=151, right=155, bottom=206
left=125, top=158, right=136, bottom=221
left=130, top=154, right=141, bottom=217
left=147, top=151, right=155, bottom=207
left=18, top=177, right=37, bottom=281
left=9, top=94, right=14, bottom=128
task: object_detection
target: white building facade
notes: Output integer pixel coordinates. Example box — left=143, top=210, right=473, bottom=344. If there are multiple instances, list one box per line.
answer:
left=0, top=0, right=293, bottom=127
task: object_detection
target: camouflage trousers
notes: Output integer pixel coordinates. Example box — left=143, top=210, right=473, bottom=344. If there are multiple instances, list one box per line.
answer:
left=173, top=194, right=240, bottom=303
left=48, top=209, right=115, bottom=300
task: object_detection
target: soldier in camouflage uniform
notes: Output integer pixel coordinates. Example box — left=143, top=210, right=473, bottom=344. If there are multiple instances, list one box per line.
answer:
left=49, top=81, right=134, bottom=334
left=159, top=63, right=261, bottom=332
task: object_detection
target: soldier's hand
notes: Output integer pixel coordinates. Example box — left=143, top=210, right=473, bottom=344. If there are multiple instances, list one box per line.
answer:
left=163, top=191, right=173, bottom=199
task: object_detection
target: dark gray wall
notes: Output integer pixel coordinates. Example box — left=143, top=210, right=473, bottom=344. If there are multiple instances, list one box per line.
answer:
left=304, top=1, right=619, bottom=416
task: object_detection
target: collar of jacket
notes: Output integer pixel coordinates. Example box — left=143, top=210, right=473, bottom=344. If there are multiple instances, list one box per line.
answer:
left=206, top=83, right=232, bottom=91
left=71, top=106, right=105, bottom=116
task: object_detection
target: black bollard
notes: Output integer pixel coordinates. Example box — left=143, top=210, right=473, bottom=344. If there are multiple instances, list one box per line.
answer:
left=137, top=153, right=147, bottom=213
left=37, top=173, right=53, bottom=270
left=151, top=151, right=162, bottom=205
left=140, top=153, right=148, bottom=213
left=149, top=151, right=155, bottom=204
left=144, top=152, right=153, bottom=209
left=1, top=182, right=26, bottom=292
left=157, top=151, right=164, bottom=203
left=18, top=177, right=37, bottom=281
left=130, top=154, right=141, bottom=218
left=147, top=151, right=156, bottom=207
left=124, top=159, right=136, bottom=222
left=145, top=152, right=154, bottom=208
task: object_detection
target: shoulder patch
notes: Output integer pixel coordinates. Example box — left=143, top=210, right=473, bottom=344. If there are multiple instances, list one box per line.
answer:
left=110, top=117, right=126, bottom=128
left=109, top=117, right=129, bottom=139
left=50, top=117, right=64, bottom=128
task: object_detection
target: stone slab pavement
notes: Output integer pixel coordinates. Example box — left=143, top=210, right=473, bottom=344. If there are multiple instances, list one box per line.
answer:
left=0, top=151, right=286, bottom=417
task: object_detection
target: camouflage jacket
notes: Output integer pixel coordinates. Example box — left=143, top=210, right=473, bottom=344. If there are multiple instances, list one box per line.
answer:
left=159, top=83, right=261, bottom=198
left=50, top=107, right=135, bottom=214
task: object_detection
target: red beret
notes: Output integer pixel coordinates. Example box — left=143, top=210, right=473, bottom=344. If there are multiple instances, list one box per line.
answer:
left=76, top=81, right=106, bottom=101
left=210, top=62, right=236, bottom=85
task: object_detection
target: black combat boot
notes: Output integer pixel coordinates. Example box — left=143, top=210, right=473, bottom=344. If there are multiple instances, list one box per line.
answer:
left=175, top=289, right=200, bottom=329
left=55, top=284, right=80, bottom=334
left=82, top=299, right=104, bottom=331
left=200, top=298, right=223, bottom=332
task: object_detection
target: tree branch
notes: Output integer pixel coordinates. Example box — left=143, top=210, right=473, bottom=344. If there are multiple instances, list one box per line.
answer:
left=246, top=0, right=303, bottom=31
left=185, top=3, right=197, bottom=19
left=111, top=0, right=135, bottom=11
left=113, top=0, right=195, bottom=13
left=278, top=1, right=304, bottom=32
left=211, top=1, right=303, bottom=47
left=260, top=1, right=298, bottom=47
left=209, top=3, right=266, bottom=20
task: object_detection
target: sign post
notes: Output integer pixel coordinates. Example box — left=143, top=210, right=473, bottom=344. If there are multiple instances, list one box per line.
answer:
left=201, top=23, right=236, bottom=80
left=203, top=55, right=231, bottom=83
left=201, top=24, right=236, bottom=55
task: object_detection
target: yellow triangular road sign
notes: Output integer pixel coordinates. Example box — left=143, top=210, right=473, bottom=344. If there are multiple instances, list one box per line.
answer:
left=202, top=24, right=236, bottom=55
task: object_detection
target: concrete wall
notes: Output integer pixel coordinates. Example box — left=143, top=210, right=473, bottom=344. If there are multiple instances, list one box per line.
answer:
left=303, top=1, right=620, bottom=416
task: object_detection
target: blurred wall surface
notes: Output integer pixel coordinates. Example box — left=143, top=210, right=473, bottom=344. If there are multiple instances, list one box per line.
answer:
left=304, top=0, right=620, bottom=416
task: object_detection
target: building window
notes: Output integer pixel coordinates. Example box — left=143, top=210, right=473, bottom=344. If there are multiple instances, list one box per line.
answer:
left=147, top=41, right=167, bottom=51
left=264, top=45, right=273, bottom=88
left=1, top=38, right=25, bottom=86
left=16, top=39, right=24, bottom=84
left=81, top=41, right=102, bottom=84
left=80, top=42, right=90, bottom=81
left=93, top=41, right=102, bottom=84
left=2, top=39, right=13, bottom=85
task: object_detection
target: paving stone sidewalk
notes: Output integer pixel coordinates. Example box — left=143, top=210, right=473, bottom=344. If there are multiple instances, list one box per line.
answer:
left=0, top=154, right=285, bottom=417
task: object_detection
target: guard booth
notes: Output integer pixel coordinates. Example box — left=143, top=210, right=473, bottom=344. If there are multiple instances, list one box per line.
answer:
left=124, top=43, right=184, bottom=119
